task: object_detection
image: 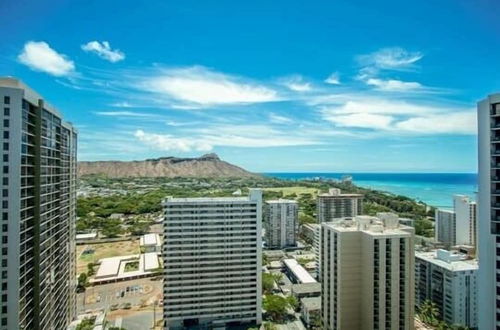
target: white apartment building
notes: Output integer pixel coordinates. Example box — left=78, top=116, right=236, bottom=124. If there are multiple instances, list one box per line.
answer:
left=162, top=189, right=262, bottom=329
left=321, top=215, right=414, bottom=330
left=477, top=93, right=500, bottom=330
left=264, top=199, right=298, bottom=249
left=316, top=188, right=363, bottom=222
left=0, top=78, right=77, bottom=330
left=435, top=195, right=477, bottom=249
left=453, top=195, right=477, bottom=247
left=415, top=250, right=478, bottom=328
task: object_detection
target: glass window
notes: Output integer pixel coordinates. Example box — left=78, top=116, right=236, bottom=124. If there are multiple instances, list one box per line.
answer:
left=3, top=108, right=9, bottom=116
left=3, top=120, right=8, bottom=128
left=3, top=96, right=9, bottom=105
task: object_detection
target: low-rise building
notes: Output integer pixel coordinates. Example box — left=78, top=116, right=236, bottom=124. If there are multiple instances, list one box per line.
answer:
left=291, top=283, right=321, bottom=299
left=301, top=297, right=321, bottom=328
left=415, top=249, right=478, bottom=329
left=140, top=233, right=162, bottom=253
left=283, top=259, right=317, bottom=284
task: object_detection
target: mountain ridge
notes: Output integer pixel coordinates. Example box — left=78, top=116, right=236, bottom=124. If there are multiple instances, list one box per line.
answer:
left=78, top=153, right=258, bottom=178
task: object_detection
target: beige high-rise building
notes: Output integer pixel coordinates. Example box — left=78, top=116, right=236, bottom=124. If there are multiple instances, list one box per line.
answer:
left=321, top=215, right=414, bottom=330
left=317, top=188, right=363, bottom=222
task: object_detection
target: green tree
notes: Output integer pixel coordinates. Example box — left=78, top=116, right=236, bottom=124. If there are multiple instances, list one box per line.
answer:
left=262, top=273, right=276, bottom=293
left=263, top=294, right=289, bottom=322
left=286, top=295, right=299, bottom=311
left=418, top=300, right=439, bottom=326
left=76, top=318, right=94, bottom=330
left=263, top=322, right=277, bottom=330
left=87, top=263, right=95, bottom=277
left=101, top=218, right=123, bottom=238
left=77, top=273, right=88, bottom=291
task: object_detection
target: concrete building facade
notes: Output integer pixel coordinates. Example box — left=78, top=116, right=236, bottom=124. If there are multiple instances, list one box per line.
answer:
left=316, top=188, right=363, bottom=223
left=321, top=215, right=414, bottom=330
left=453, top=195, right=477, bottom=247
left=162, top=190, right=262, bottom=329
left=0, top=78, right=77, bottom=329
left=415, top=250, right=477, bottom=328
left=264, top=199, right=298, bottom=249
left=477, top=93, right=500, bottom=330
left=435, top=209, right=456, bottom=246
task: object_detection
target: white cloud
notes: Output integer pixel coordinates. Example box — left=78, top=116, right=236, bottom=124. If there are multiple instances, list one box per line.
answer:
left=358, top=47, right=423, bottom=70
left=94, top=111, right=161, bottom=118
left=138, top=66, right=279, bottom=106
left=322, top=99, right=438, bottom=115
left=395, top=111, right=476, bottom=134
left=81, top=41, right=125, bottom=62
left=269, top=113, right=293, bottom=124
left=320, top=97, right=475, bottom=135
left=110, top=101, right=133, bottom=108
left=135, top=129, right=213, bottom=152
left=324, top=113, right=394, bottom=130
left=280, top=75, right=312, bottom=92
left=134, top=124, right=321, bottom=152
left=325, top=72, right=341, bottom=85
left=18, top=41, right=75, bottom=76
left=365, top=78, right=422, bottom=91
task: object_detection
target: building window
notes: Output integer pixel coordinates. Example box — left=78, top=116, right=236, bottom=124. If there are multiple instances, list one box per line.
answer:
left=2, top=131, right=7, bottom=139
left=2, top=178, right=7, bottom=185
left=3, top=108, right=8, bottom=116
left=2, top=143, right=7, bottom=151
left=2, top=166, right=7, bottom=174
left=2, top=154, right=7, bottom=162
left=3, top=96, right=9, bottom=105
left=3, top=119, right=8, bottom=128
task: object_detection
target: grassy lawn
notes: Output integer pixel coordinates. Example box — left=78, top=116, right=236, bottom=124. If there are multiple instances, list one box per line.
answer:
left=262, top=186, right=319, bottom=197
left=77, top=239, right=140, bottom=274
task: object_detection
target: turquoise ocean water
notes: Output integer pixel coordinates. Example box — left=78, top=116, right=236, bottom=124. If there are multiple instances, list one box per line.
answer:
left=263, top=173, right=477, bottom=209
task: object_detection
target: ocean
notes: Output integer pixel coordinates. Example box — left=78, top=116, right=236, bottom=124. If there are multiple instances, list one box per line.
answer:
left=263, top=173, right=478, bottom=209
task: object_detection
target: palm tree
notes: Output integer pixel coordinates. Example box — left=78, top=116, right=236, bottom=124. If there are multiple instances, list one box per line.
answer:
left=418, top=300, right=439, bottom=326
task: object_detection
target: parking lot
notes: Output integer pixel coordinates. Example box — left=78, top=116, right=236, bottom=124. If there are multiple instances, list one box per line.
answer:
left=78, top=277, right=163, bottom=313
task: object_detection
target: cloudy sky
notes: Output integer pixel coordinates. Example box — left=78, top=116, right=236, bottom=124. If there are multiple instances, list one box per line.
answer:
left=1, top=0, right=499, bottom=172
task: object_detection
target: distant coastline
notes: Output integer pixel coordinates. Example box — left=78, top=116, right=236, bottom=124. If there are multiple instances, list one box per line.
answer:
left=263, top=172, right=477, bottom=208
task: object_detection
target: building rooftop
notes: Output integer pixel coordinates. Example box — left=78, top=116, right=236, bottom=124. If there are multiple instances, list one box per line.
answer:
left=143, top=252, right=160, bottom=271
left=416, top=250, right=478, bottom=272
left=92, top=253, right=161, bottom=283
left=266, top=199, right=298, bottom=204
left=301, top=297, right=321, bottom=310
left=75, top=233, right=97, bottom=240
left=283, top=259, right=317, bottom=284
left=318, top=188, right=363, bottom=198
left=322, top=215, right=413, bottom=237
left=164, top=196, right=252, bottom=203
left=140, top=233, right=161, bottom=247
left=291, top=282, right=321, bottom=295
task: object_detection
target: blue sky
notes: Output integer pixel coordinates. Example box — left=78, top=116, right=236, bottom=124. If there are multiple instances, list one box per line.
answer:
left=1, top=0, right=499, bottom=172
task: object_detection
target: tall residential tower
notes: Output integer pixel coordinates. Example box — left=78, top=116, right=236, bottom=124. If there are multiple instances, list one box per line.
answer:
left=321, top=215, right=414, bottom=330
left=477, top=93, right=500, bottom=330
left=264, top=199, right=298, bottom=249
left=162, top=189, right=262, bottom=329
left=0, top=78, right=78, bottom=330
left=316, top=188, right=363, bottom=223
